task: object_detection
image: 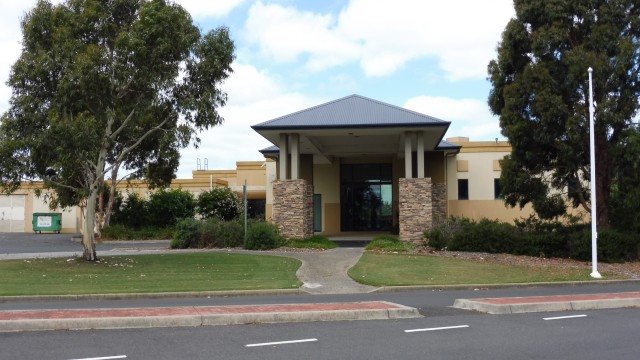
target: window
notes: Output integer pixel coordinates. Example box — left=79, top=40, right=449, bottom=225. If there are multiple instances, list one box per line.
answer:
left=247, top=199, right=266, bottom=220
left=457, top=179, right=469, bottom=200
left=494, top=178, right=503, bottom=199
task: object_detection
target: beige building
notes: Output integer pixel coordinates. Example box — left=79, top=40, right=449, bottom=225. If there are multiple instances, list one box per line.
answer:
left=250, top=95, right=540, bottom=241
left=1, top=95, right=545, bottom=236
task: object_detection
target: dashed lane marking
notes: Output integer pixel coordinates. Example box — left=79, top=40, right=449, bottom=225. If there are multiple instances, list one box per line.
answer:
left=543, top=315, right=588, bottom=321
left=404, top=325, right=469, bottom=333
left=68, top=356, right=127, bottom=360
left=245, top=338, right=318, bottom=348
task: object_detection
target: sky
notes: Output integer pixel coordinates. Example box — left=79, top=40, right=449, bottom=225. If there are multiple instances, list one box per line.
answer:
left=0, top=0, right=516, bottom=179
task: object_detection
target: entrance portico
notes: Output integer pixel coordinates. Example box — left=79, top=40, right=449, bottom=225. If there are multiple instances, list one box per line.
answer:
left=252, top=95, right=460, bottom=241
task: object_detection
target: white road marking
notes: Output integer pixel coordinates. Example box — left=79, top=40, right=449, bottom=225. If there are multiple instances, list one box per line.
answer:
left=404, top=325, right=469, bottom=333
left=303, top=282, right=323, bottom=288
left=543, top=314, right=588, bottom=321
left=68, top=356, right=127, bottom=360
left=245, top=338, right=318, bottom=348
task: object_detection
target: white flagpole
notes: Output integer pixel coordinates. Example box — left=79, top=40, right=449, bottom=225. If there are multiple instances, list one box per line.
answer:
left=588, top=67, right=601, bottom=278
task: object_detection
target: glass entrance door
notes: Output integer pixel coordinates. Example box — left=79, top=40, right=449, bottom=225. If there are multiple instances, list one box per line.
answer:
left=340, top=164, right=392, bottom=231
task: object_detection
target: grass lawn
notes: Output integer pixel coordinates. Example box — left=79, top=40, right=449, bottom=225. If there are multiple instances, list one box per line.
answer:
left=0, top=253, right=302, bottom=296
left=349, top=253, right=618, bottom=286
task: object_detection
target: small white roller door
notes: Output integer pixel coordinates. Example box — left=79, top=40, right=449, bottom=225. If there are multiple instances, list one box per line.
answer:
left=0, top=195, right=26, bottom=232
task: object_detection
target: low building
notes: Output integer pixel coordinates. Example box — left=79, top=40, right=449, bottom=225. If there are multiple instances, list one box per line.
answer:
left=251, top=95, right=540, bottom=241
left=1, top=95, right=547, bottom=236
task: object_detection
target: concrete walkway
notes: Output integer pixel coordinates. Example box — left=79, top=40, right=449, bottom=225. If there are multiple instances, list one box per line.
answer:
left=272, top=247, right=378, bottom=294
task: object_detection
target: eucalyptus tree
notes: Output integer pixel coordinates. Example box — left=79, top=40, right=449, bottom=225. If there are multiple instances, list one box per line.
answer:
left=0, top=0, right=235, bottom=260
left=488, top=0, right=640, bottom=226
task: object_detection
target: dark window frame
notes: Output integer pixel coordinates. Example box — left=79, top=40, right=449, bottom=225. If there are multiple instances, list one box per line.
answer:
left=458, top=179, right=469, bottom=200
left=494, top=178, right=503, bottom=199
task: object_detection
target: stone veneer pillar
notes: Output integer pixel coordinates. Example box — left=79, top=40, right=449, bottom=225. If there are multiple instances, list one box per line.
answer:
left=431, top=183, right=447, bottom=225
left=272, top=179, right=313, bottom=239
left=399, top=178, right=432, bottom=242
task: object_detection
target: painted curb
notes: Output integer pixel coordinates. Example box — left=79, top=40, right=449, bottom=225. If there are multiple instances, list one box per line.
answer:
left=0, top=304, right=422, bottom=332
left=453, top=298, right=640, bottom=314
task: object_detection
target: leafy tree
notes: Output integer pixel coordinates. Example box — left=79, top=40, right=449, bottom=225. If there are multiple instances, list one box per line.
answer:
left=146, top=188, right=196, bottom=227
left=197, top=187, right=242, bottom=221
left=0, top=0, right=235, bottom=260
left=488, top=0, right=640, bottom=226
left=610, top=128, right=640, bottom=232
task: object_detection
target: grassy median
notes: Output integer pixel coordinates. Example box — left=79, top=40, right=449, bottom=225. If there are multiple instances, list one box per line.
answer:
left=0, top=253, right=302, bottom=296
left=348, top=253, right=615, bottom=286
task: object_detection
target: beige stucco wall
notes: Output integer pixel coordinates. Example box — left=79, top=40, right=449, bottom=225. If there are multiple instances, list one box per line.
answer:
left=9, top=160, right=271, bottom=234
left=446, top=149, right=509, bottom=201
left=313, top=162, right=340, bottom=234
left=449, top=200, right=536, bottom=223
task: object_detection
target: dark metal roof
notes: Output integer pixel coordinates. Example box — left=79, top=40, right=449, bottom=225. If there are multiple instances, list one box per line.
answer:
left=259, top=145, right=279, bottom=155
left=435, top=140, right=462, bottom=151
left=252, top=94, right=449, bottom=130
left=259, top=140, right=460, bottom=155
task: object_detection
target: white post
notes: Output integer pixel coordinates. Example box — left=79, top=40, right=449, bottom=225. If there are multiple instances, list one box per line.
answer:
left=279, top=133, right=288, bottom=180
left=417, top=131, right=425, bottom=178
left=290, top=133, right=300, bottom=180
left=243, top=180, right=247, bottom=245
left=404, top=132, right=413, bottom=178
left=588, top=67, right=601, bottom=278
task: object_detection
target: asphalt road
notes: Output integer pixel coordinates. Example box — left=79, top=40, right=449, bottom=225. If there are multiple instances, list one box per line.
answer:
left=0, top=232, right=168, bottom=254
left=2, top=307, right=638, bottom=359
left=2, top=232, right=639, bottom=359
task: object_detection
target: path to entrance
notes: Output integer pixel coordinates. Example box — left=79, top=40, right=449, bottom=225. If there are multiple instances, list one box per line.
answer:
left=270, top=247, right=378, bottom=294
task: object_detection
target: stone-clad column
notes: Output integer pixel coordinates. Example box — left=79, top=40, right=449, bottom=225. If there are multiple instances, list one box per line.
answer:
left=431, top=182, right=447, bottom=225
left=399, top=178, right=432, bottom=242
left=272, top=179, right=313, bottom=239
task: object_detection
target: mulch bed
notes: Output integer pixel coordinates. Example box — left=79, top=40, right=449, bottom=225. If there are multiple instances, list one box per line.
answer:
left=412, top=248, right=640, bottom=279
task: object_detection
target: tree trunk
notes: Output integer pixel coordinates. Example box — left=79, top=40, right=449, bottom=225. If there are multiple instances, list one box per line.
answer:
left=82, top=188, right=98, bottom=261
left=595, top=133, right=611, bottom=228
left=104, top=166, right=119, bottom=227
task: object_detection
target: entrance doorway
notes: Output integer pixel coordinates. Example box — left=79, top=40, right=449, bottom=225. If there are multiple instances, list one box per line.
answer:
left=340, top=164, right=392, bottom=231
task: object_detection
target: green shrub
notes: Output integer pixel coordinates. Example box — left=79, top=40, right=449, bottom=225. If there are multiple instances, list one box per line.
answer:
left=171, top=218, right=201, bottom=249
left=111, top=192, right=149, bottom=228
left=285, top=235, right=337, bottom=249
left=101, top=224, right=174, bottom=240
left=366, top=235, right=410, bottom=252
left=198, top=219, right=220, bottom=248
left=424, top=216, right=469, bottom=250
left=215, top=219, right=245, bottom=247
left=427, top=216, right=639, bottom=263
left=599, top=229, right=640, bottom=262
left=147, top=188, right=196, bottom=228
left=197, top=187, right=242, bottom=221
left=245, top=222, right=282, bottom=250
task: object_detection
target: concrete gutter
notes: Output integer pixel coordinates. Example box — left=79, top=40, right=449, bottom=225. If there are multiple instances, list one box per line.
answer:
left=0, top=289, right=307, bottom=304
left=373, top=279, right=640, bottom=293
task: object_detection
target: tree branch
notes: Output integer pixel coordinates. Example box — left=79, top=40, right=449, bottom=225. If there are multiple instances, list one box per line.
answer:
left=105, top=117, right=170, bottom=175
left=109, top=107, right=137, bottom=141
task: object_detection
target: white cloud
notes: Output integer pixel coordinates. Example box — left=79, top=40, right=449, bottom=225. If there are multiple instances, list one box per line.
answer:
left=176, top=63, right=324, bottom=178
left=175, top=0, right=248, bottom=18
left=404, top=96, right=502, bottom=140
left=244, top=2, right=360, bottom=69
left=243, top=0, right=514, bottom=80
left=0, top=1, right=38, bottom=114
